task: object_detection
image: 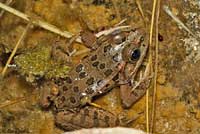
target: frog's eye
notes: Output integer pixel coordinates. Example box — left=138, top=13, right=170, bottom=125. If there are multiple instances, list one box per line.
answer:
left=113, top=35, right=126, bottom=44
left=130, top=48, right=141, bottom=61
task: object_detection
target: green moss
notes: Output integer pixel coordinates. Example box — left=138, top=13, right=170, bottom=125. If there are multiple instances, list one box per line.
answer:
left=14, top=45, right=70, bottom=82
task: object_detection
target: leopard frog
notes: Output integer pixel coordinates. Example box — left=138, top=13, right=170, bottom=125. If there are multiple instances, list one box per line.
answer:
left=40, top=27, right=149, bottom=130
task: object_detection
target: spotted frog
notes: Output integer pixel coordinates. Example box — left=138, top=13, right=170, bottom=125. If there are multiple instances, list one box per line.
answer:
left=40, top=27, right=149, bottom=130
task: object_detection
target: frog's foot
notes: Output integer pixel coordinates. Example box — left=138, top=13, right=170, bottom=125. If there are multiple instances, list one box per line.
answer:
left=51, top=35, right=79, bottom=64
left=79, top=95, right=103, bottom=109
left=131, top=74, right=153, bottom=92
left=81, top=31, right=97, bottom=50
left=39, top=81, right=59, bottom=108
left=118, top=111, right=143, bottom=126
left=55, top=106, right=119, bottom=131
left=119, top=66, right=151, bottom=108
left=51, top=40, right=72, bottom=64
left=120, top=75, right=151, bottom=108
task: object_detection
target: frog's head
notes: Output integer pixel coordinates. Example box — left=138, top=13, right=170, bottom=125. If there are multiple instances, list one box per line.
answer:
left=108, top=28, right=148, bottom=68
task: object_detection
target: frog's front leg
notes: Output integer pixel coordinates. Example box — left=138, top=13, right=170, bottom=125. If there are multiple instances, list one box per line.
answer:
left=119, top=64, right=151, bottom=108
left=51, top=36, right=78, bottom=64
left=39, top=81, right=59, bottom=108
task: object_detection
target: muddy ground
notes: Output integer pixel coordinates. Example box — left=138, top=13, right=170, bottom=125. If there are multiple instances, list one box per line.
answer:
left=0, top=0, right=200, bottom=134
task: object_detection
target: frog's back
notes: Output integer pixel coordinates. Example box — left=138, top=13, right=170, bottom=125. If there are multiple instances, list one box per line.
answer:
left=54, top=35, right=122, bottom=109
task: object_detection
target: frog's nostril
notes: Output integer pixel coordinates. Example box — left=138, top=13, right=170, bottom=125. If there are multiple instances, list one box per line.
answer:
left=140, top=36, right=144, bottom=42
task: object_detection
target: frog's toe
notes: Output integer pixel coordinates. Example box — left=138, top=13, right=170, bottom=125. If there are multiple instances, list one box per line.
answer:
left=39, top=81, right=58, bottom=108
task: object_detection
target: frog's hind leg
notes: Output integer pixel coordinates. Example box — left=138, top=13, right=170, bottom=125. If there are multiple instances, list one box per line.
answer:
left=55, top=106, right=119, bottom=131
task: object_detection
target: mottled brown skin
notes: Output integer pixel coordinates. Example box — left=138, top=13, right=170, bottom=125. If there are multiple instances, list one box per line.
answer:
left=55, top=106, right=120, bottom=131
left=40, top=27, right=149, bottom=131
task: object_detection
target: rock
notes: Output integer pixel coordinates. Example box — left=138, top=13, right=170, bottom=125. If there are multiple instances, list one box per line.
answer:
left=64, top=127, right=146, bottom=134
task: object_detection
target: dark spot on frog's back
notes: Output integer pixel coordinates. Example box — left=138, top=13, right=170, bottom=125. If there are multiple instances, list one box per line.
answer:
left=90, top=55, right=97, bottom=61
left=104, top=69, right=113, bottom=76
left=92, top=61, right=99, bottom=67
left=69, top=97, right=76, bottom=103
left=73, top=86, right=79, bottom=92
left=62, top=85, right=68, bottom=91
left=85, top=87, right=94, bottom=94
left=76, top=64, right=83, bottom=72
left=99, top=63, right=105, bottom=69
left=61, top=96, right=65, bottom=102
left=79, top=72, right=87, bottom=79
left=65, top=77, right=72, bottom=84
left=104, top=44, right=112, bottom=53
left=86, top=77, right=95, bottom=85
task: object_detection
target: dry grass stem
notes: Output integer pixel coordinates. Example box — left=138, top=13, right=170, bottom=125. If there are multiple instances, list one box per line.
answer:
left=0, top=91, right=38, bottom=109
left=163, top=5, right=199, bottom=40
left=0, top=2, right=131, bottom=44
left=0, top=2, right=80, bottom=42
left=1, top=23, right=30, bottom=77
left=0, top=0, right=12, bottom=18
left=0, top=97, right=26, bottom=109
left=136, top=0, right=147, bottom=27
left=146, top=0, right=157, bottom=133
left=95, top=25, right=131, bottom=37
left=150, top=0, right=161, bottom=133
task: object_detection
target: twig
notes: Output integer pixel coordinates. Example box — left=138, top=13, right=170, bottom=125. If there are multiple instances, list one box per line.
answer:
left=0, top=2, right=80, bottom=42
left=0, top=97, right=26, bottom=108
left=114, top=19, right=127, bottom=26
left=0, top=0, right=12, bottom=18
left=0, top=2, right=133, bottom=45
left=1, top=23, right=30, bottom=77
left=163, top=5, right=199, bottom=40
left=95, top=25, right=131, bottom=37
left=0, top=92, right=38, bottom=108
left=131, top=62, right=151, bottom=92
left=150, top=0, right=161, bottom=133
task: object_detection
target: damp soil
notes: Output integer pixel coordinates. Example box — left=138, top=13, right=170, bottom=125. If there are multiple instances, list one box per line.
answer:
left=0, top=0, right=200, bottom=134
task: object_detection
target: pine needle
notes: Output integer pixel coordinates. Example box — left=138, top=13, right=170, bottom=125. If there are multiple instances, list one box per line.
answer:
left=1, top=23, right=30, bottom=77
left=150, top=0, right=161, bottom=133
left=0, top=97, right=26, bottom=109
left=136, top=0, right=147, bottom=27
left=146, top=0, right=157, bottom=133
left=0, top=92, right=38, bottom=109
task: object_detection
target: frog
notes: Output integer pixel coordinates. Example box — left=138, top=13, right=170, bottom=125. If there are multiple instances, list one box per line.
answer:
left=39, top=26, right=149, bottom=131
